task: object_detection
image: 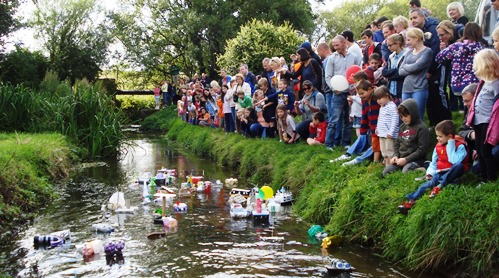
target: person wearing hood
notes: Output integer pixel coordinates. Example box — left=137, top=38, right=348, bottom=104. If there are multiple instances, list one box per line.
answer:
left=383, top=98, right=431, bottom=176
left=410, top=7, right=452, bottom=126
left=299, top=41, right=322, bottom=65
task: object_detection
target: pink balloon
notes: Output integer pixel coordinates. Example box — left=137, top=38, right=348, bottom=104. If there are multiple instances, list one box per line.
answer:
left=345, top=65, right=362, bottom=84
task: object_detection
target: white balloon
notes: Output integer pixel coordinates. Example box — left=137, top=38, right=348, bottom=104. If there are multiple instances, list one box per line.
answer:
left=331, top=75, right=349, bottom=91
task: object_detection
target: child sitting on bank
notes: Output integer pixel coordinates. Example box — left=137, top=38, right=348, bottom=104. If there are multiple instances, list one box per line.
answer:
left=307, top=112, right=327, bottom=145
left=276, top=104, right=299, bottom=144
left=198, top=107, right=211, bottom=127
left=398, top=120, right=468, bottom=214
left=383, top=99, right=430, bottom=176
left=343, top=80, right=381, bottom=166
left=373, top=86, right=399, bottom=165
left=240, top=107, right=256, bottom=137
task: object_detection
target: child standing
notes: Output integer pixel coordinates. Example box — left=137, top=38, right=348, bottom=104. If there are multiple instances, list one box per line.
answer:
left=467, top=49, right=499, bottom=182
left=364, top=53, right=385, bottom=86
left=276, top=104, right=300, bottom=144
left=307, top=112, right=328, bottom=145
left=398, top=120, right=468, bottom=214
left=383, top=99, right=430, bottom=176
left=153, top=84, right=161, bottom=109
left=264, top=79, right=295, bottom=113
left=374, top=86, right=399, bottom=164
left=344, top=80, right=381, bottom=165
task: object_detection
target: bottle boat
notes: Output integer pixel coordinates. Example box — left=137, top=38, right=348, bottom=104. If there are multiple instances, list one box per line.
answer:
left=230, top=203, right=251, bottom=218
left=274, top=189, right=293, bottom=206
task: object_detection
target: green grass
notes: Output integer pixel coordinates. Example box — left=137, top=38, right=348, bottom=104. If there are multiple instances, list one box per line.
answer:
left=145, top=106, right=498, bottom=277
left=0, top=133, right=73, bottom=241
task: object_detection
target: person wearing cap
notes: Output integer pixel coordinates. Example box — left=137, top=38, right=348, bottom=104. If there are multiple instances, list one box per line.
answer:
left=299, top=41, right=322, bottom=65
left=341, top=30, right=362, bottom=60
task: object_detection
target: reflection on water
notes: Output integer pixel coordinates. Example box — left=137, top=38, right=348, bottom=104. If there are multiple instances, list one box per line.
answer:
left=0, top=136, right=435, bottom=277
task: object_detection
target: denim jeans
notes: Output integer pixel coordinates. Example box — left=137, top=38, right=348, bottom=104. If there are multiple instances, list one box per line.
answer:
left=250, top=123, right=267, bottom=138
left=406, top=163, right=464, bottom=201
left=296, top=120, right=312, bottom=139
left=345, top=134, right=369, bottom=156
left=402, top=89, right=428, bottom=123
left=325, top=93, right=352, bottom=148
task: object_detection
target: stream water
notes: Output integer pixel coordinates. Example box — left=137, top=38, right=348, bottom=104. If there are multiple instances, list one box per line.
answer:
left=0, top=136, right=437, bottom=277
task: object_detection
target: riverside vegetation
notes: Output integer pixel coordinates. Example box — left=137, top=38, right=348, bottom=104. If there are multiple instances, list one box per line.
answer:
left=142, top=107, right=498, bottom=277
left=0, top=75, right=126, bottom=248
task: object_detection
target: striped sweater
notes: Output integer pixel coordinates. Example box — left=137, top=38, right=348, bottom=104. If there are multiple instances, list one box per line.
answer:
left=360, top=97, right=380, bottom=135
left=377, top=101, right=399, bottom=138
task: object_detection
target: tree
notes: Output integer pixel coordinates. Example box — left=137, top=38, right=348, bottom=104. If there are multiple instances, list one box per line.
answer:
left=0, top=45, right=48, bottom=88
left=111, top=0, right=314, bottom=80
left=0, top=0, right=20, bottom=52
left=217, top=20, right=304, bottom=74
left=31, top=0, right=112, bottom=84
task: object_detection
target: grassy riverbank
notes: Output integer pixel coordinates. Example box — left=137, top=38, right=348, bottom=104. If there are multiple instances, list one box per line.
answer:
left=144, top=107, right=498, bottom=276
left=0, top=133, right=74, bottom=242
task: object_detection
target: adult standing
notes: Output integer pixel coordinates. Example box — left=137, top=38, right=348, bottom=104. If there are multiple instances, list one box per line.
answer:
left=382, top=33, right=407, bottom=104
left=410, top=7, right=451, bottom=126
left=381, top=21, right=397, bottom=62
left=239, top=64, right=257, bottom=95
left=299, top=41, right=322, bottom=65
left=393, top=16, right=410, bottom=43
left=341, top=30, right=363, bottom=60
left=260, top=58, right=273, bottom=85
left=220, top=69, right=231, bottom=86
left=324, top=35, right=362, bottom=149
left=436, top=20, right=460, bottom=112
left=161, top=80, right=170, bottom=106
left=398, top=28, right=433, bottom=121
left=447, top=2, right=468, bottom=26
left=436, top=23, right=485, bottom=110
left=294, top=81, right=326, bottom=139
left=282, top=48, right=323, bottom=97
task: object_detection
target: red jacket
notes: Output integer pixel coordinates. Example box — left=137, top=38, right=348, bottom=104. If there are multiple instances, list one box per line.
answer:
left=435, top=138, right=469, bottom=171
left=309, top=121, right=328, bottom=144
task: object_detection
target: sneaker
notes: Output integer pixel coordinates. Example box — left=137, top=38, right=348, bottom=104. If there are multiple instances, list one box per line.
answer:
left=398, top=200, right=414, bottom=214
left=343, top=145, right=350, bottom=150
left=429, top=187, right=441, bottom=199
left=414, top=175, right=425, bottom=181
left=329, top=154, right=351, bottom=163
left=342, top=159, right=360, bottom=166
left=326, top=146, right=335, bottom=151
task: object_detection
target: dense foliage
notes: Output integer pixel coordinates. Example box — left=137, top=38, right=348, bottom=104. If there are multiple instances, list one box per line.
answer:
left=216, top=20, right=304, bottom=74
left=144, top=107, right=498, bottom=277
left=0, top=46, right=49, bottom=88
left=110, top=0, right=314, bottom=80
left=30, top=0, right=112, bottom=84
left=315, top=0, right=480, bottom=43
left=0, top=74, right=126, bottom=158
left=0, top=0, right=19, bottom=51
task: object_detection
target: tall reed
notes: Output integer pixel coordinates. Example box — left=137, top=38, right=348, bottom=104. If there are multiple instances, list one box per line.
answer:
left=0, top=77, right=126, bottom=158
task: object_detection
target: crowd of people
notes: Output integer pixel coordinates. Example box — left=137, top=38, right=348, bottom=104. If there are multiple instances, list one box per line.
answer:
left=159, top=0, right=499, bottom=212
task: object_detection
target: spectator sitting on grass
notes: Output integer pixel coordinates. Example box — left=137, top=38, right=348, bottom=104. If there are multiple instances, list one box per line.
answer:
left=307, top=112, right=328, bottom=145
left=398, top=120, right=468, bottom=214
